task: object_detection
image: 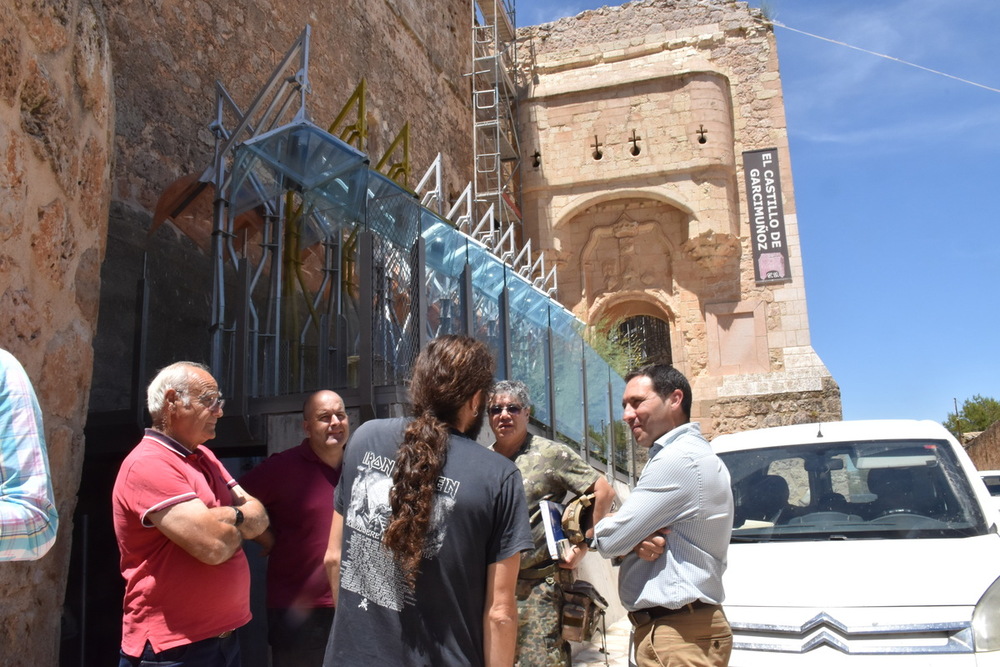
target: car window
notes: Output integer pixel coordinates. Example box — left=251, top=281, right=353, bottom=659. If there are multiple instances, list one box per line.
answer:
left=982, top=475, right=1000, bottom=497
left=721, top=439, right=989, bottom=542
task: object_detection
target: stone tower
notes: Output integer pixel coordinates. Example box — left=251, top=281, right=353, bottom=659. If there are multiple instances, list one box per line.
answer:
left=517, top=0, right=841, bottom=434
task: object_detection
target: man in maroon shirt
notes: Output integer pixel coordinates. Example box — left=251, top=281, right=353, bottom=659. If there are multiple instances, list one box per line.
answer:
left=240, top=390, right=350, bottom=667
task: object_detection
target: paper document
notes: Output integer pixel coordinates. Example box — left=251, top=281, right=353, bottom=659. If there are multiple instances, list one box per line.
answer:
left=539, top=499, right=572, bottom=561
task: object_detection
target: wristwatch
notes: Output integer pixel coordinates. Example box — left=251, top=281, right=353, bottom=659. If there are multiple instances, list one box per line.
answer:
left=585, top=535, right=597, bottom=550
left=232, top=506, right=245, bottom=527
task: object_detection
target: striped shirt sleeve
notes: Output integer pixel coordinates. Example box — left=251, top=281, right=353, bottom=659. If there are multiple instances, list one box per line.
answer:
left=0, top=350, right=59, bottom=561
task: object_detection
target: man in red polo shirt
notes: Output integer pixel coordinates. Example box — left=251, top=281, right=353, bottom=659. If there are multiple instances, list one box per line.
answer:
left=113, top=361, right=269, bottom=667
left=240, top=390, right=350, bottom=666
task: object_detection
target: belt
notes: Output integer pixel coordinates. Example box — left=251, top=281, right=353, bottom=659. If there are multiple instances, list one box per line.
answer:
left=627, top=600, right=716, bottom=627
left=218, top=630, right=235, bottom=639
left=518, top=561, right=559, bottom=580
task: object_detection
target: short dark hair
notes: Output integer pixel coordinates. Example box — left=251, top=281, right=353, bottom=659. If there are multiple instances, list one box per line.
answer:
left=624, top=363, right=692, bottom=420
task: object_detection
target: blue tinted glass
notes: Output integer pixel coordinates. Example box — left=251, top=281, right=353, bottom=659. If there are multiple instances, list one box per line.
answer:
left=421, top=212, right=468, bottom=338
left=507, top=274, right=551, bottom=426
left=550, top=306, right=585, bottom=446
left=467, top=243, right=505, bottom=367
left=366, top=170, right=420, bottom=248
left=585, top=347, right=612, bottom=465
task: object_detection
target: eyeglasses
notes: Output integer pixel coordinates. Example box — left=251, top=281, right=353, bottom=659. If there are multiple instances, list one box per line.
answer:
left=193, top=393, right=225, bottom=412
left=488, top=404, right=523, bottom=416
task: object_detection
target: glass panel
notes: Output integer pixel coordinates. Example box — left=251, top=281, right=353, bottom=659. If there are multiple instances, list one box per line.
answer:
left=366, top=172, right=420, bottom=386
left=467, top=243, right=505, bottom=366
left=549, top=306, right=585, bottom=448
left=507, top=274, right=551, bottom=426
left=584, top=346, right=612, bottom=465
left=366, top=171, right=420, bottom=248
left=609, top=372, right=629, bottom=476
left=307, top=169, right=368, bottom=231
left=220, top=124, right=630, bottom=461
left=339, top=229, right=362, bottom=389
left=230, top=120, right=368, bottom=216
left=421, top=211, right=467, bottom=339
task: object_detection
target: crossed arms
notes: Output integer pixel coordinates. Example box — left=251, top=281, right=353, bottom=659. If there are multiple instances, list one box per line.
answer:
left=146, top=483, right=269, bottom=565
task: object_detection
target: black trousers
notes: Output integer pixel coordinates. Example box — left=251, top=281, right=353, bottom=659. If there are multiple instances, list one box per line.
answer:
left=267, top=607, right=335, bottom=667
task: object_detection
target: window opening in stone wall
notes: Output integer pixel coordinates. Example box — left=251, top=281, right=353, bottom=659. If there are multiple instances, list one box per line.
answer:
left=612, top=315, right=672, bottom=367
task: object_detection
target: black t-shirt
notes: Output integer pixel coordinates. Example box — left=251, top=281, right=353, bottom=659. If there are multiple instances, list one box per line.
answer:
left=326, top=418, right=532, bottom=666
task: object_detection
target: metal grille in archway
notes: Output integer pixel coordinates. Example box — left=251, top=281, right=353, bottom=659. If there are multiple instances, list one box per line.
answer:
left=614, top=315, right=673, bottom=367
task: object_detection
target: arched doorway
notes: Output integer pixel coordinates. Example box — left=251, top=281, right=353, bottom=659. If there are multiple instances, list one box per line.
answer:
left=612, top=314, right=673, bottom=367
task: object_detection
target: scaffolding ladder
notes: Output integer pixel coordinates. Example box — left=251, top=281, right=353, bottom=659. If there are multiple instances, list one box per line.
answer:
left=472, top=0, right=521, bottom=258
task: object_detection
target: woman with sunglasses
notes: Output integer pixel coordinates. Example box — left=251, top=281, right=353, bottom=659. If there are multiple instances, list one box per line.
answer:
left=488, top=380, right=616, bottom=667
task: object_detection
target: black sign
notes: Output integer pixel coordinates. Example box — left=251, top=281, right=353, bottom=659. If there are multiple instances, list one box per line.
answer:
left=743, top=148, right=791, bottom=283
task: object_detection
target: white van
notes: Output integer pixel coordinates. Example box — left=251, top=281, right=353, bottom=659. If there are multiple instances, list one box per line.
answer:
left=712, top=419, right=1000, bottom=665
left=980, top=471, right=1000, bottom=514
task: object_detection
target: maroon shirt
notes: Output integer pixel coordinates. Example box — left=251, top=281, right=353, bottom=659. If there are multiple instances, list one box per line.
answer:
left=240, top=440, right=341, bottom=609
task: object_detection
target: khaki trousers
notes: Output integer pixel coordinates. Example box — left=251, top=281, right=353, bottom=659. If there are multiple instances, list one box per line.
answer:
left=632, top=604, right=732, bottom=667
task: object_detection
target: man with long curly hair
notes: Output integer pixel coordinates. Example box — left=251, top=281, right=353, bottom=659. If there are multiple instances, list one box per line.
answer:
left=323, top=336, right=532, bottom=666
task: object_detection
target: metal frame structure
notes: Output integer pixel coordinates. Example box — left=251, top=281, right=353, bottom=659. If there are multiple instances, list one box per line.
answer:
left=196, top=25, right=629, bottom=480
left=471, top=0, right=520, bottom=230
left=469, top=0, right=557, bottom=296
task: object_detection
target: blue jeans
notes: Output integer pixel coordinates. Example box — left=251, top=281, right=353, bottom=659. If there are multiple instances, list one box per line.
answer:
left=118, top=633, right=240, bottom=667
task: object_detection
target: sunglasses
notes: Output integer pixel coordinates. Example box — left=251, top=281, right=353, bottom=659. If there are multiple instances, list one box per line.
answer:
left=488, top=404, right=523, bottom=416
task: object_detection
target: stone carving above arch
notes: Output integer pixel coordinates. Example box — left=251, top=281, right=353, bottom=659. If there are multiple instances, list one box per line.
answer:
left=581, top=210, right=675, bottom=306
left=553, top=186, right=696, bottom=231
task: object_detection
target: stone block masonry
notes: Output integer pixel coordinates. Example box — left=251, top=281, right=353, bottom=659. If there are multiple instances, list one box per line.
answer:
left=516, top=0, right=841, bottom=436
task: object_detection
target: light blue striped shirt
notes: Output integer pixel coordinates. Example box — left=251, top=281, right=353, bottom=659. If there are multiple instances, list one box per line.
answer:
left=0, top=349, right=59, bottom=561
left=594, top=422, right=732, bottom=611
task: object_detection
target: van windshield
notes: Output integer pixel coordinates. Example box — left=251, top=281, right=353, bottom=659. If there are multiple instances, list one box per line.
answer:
left=718, top=439, right=990, bottom=542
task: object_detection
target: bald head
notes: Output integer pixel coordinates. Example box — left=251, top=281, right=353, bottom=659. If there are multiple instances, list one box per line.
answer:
left=303, top=390, right=349, bottom=468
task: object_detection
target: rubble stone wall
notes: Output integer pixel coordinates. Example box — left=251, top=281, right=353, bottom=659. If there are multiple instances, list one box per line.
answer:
left=0, top=0, right=114, bottom=663
left=5, top=0, right=475, bottom=661
left=966, top=421, right=1000, bottom=471
left=105, top=0, right=473, bottom=215
left=92, top=0, right=476, bottom=414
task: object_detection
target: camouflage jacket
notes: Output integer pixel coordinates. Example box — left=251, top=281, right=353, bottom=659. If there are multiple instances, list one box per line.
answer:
left=506, top=434, right=599, bottom=569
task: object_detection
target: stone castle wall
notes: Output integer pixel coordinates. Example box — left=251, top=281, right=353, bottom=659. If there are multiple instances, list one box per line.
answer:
left=5, top=0, right=475, bottom=661
left=0, top=0, right=113, bottom=663
left=517, top=0, right=841, bottom=435
left=105, top=0, right=473, bottom=214
left=92, top=0, right=477, bottom=413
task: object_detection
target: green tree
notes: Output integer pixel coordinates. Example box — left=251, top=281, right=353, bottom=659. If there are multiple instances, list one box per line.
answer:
left=944, top=394, right=1000, bottom=439
left=583, top=316, right=644, bottom=377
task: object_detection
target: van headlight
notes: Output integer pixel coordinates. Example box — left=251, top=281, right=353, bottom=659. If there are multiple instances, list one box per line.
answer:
left=973, top=577, right=1000, bottom=651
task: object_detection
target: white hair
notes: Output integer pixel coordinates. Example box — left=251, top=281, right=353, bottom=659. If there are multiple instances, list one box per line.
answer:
left=147, top=361, right=210, bottom=422
left=489, top=379, right=532, bottom=409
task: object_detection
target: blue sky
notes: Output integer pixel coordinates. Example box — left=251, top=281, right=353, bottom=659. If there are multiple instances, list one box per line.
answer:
left=521, top=0, right=1000, bottom=424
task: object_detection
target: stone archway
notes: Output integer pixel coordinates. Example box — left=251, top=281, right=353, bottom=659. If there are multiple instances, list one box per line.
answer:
left=591, top=294, right=678, bottom=370
left=551, top=195, right=690, bottom=322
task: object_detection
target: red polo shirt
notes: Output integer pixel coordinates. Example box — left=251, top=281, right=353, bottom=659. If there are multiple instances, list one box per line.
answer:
left=112, top=430, right=251, bottom=655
